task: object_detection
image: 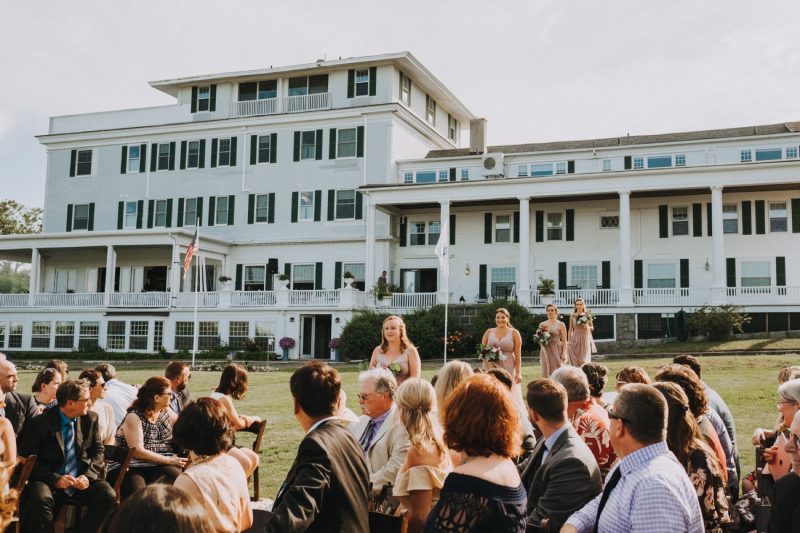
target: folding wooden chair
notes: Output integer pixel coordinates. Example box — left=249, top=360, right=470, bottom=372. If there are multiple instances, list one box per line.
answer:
left=240, top=419, right=267, bottom=501
left=368, top=509, right=408, bottom=533
left=10, top=455, right=37, bottom=533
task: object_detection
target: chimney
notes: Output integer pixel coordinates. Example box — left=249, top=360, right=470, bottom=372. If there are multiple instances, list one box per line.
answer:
left=469, top=118, right=487, bottom=155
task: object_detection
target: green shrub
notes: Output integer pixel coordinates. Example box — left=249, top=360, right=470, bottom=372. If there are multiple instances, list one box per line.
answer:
left=402, top=305, right=460, bottom=360
left=340, top=310, right=390, bottom=361
left=689, top=304, right=750, bottom=342
left=467, top=300, right=542, bottom=354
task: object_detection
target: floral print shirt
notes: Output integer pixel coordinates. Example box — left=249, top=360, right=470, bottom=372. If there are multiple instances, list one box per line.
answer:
left=686, top=446, right=731, bottom=532
left=572, top=403, right=617, bottom=477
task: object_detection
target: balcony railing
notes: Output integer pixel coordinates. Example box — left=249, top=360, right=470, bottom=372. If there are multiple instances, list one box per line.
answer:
left=32, top=293, right=105, bottom=308
left=108, top=292, right=170, bottom=308
left=633, top=288, right=714, bottom=306
left=289, top=290, right=340, bottom=306
left=230, top=98, right=278, bottom=118
left=174, top=292, right=219, bottom=308
left=531, top=289, right=619, bottom=308
left=231, top=291, right=277, bottom=307
left=387, top=292, right=438, bottom=309
left=0, top=294, right=28, bottom=307
left=284, top=92, right=330, bottom=113
left=229, top=92, right=331, bottom=118
left=727, top=286, right=800, bottom=304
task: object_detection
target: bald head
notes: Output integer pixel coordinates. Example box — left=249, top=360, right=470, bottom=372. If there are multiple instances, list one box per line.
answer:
left=0, top=359, right=19, bottom=394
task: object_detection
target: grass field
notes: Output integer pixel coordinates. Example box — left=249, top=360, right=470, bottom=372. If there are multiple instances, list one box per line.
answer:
left=15, top=353, right=799, bottom=499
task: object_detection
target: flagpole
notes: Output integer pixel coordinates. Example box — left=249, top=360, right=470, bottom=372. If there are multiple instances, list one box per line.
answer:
left=435, top=218, right=450, bottom=365
left=191, top=220, right=200, bottom=368
left=443, top=275, right=449, bottom=364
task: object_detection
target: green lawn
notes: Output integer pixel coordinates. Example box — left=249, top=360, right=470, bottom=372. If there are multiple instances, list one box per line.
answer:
left=16, top=353, right=798, bottom=499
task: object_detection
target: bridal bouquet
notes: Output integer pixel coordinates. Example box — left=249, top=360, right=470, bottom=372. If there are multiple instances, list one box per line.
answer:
left=387, top=362, right=403, bottom=377
left=533, top=325, right=551, bottom=346
left=476, top=343, right=506, bottom=362
left=576, top=310, right=594, bottom=325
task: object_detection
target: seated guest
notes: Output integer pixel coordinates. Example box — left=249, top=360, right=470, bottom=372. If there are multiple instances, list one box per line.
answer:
left=79, top=369, right=116, bottom=445
left=165, top=361, right=192, bottom=415
left=751, top=366, right=800, bottom=446
left=424, top=374, right=527, bottom=532
left=108, top=484, right=215, bottom=533
left=551, top=366, right=617, bottom=477
left=393, top=378, right=453, bottom=533
left=563, top=384, right=703, bottom=533
left=653, top=381, right=731, bottom=531
left=349, top=368, right=410, bottom=494
left=209, top=364, right=260, bottom=476
left=44, top=359, right=69, bottom=381
left=110, top=377, right=188, bottom=499
left=95, top=363, right=138, bottom=427
left=0, top=358, right=37, bottom=436
left=581, top=363, right=609, bottom=409
left=602, top=365, right=650, bottom=406
left=433, top=360, right=473, bottom=425
left=0, top=396, right=15, bottom=464
left=173, top=398, right=253, bottom=533
left=19, top=379, right=116, bottom=533
left=267, top=362, right=369, bottom=532
left=771, top=410, right=800, bottom=533
left=31, top=367, right=63, bottom=413
left=520, top=378, right=601, bottom=531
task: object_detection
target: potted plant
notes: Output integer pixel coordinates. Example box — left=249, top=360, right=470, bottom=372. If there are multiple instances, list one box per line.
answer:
left=277, top=273, right=290, bottom=289
left=218, top=275, right=232, bottom=290
left=278, top=336, right=295, bottom=359
left=342, top=271, right=355, bottom=287
left=370, top=280, right=398, bottom=306
left=328, top=337, right=341, bottom=361
left=537, top=275, right=556, bottom=306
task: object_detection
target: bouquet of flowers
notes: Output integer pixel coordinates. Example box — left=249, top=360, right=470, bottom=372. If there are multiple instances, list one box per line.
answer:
left=476, top=343, right=506, bottom=362
left=278, top=337, right=296, bottom=350
left=387, top=362, right=403, bottom=377
left=533, top=325, right=551, bottom=346
left=576, top=310, right=594, bottom=325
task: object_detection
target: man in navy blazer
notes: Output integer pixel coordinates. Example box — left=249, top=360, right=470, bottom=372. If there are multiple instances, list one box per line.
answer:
left=520, top=378, right=602, bottom=531
left=0, top=357, right=38, bottom=437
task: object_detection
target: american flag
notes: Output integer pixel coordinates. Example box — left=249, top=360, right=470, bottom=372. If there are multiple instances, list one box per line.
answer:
left=182, top=228, right=199, bottom=279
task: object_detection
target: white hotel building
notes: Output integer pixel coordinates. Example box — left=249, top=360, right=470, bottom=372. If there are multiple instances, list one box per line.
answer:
left=0, top=52, right=798, bottom=358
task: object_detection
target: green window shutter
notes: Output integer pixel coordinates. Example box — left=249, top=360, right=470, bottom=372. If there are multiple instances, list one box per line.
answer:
left=399, top=218, right=407, bottom=247
left=267, top=259, right=277, bottom=290
left=334, top=262, right=342, bottom=289
left=165, top=199, right=173, bottom=228
left=210, top=139, right=218, bottom=168
left=168, top=142, right=176, bottom=170
left=680, top=258, right=689, bottom=288
left=329, top=128, right=337, bottom=159
left=66, top=204, right=73, bottom=232
left=567, top=160, right=575, bottom=174
left=198, top=139, right=205, bottom=169
left=120, top=146, right=127, bottom=174
left=742, top=201, right=752, bottom=234
left=315, top=130, right=323, bottom=160
left=117, top=201, right=124, bottom=230
left=634, top=260, right=643, bottom=289
left=558, top=262, right=567, bottom=290
left=535, top=211, right=544, bottom=242
left=484, top=213, right=492, bottom=243
left=706, top=203, right=712, bottom=236
left=196, top=197, right=203, bottom=227
left=284, top=262, right=291, bottom=280
left=136, top=200, right=144, bottom=229
left=150, top=144, right=158, bottom=172
left=270, top=133, right=277, bottom=163
left=792, top=198, right=800, bottom=233
left=191, top=86, right=198, bottom=113
left=180, top=141, right=187, bottom=170
left=88, top=203, right=94, bottom=231
left=250, top=135, right=257, bottom=165
left=230, top=136, right=237, bottom=167
left=177, top=198, right=184, bottom=228
left=69, top=150, right=77, bottom=177
left=624, top=156, right=632, bottom=170
left=235, top=264, right=242, bottom=291
left=450, top=213, right=456, bottom=245
left=247, top=194, right=255, bottom=224
left=355, top=191, right=363, bottom=220
left=139, top=144, right=147, bottom=173
left=268, top=193, right=275, bottom=223
left=692, top=203, right=702, bottom=237
left=449, top=168, right=456, bottom=182
left=601, top=261, right=610, bottom=289
left=293, top=131, right=300, bottom=162
left=209, top=85, right=216, bottom=112
left=291, top=192, right=298, bottom=223
left=566, top=209, right=574, bottom=241
left=726, top=258, right=736, bottom=287
left=777, top=257, right=786, bottom=286
left=147, top=199, right=155, bottom=228
left=208, top=196, right=216, bottom=226
left=227, top=195, right=235, bottom=226
left=659, top=205, right=668, bottom=238
left=755, top=200, right=766, bottom=234
left=356, top=126, right=364, bottom=157
left=314, top=190, right=322, bottom=221
left=513, top=211, right=520, bottom=243
left=347, top=69, right=355, bottom=98
left=369, top=66, right=377, bottom=96
left=479, top=264, right=487, bottom=299
left=327, top=190, right=335, bottom=221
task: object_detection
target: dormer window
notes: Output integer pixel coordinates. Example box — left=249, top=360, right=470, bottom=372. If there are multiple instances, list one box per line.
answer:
left=288, top=75, right=328, bottom=96
left=239, top=80, right=277, bottom=101
left=355, top=69, right=370, bottom=96
left=197, top=86, right=211, bottom=112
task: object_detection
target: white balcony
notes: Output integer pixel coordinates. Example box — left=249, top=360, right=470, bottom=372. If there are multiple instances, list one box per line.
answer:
left=174, top=292, right=219, bottom=308
left=633, top=288, right=714, bottom=306
left=231, top=291, right=277, bottom=307
left=385, top=292, right=438, bottom=309
left=108, top=292, right=170, bottom=308
left=230, top=98, right=278, bottom=118
left=727, top=286, right=800, bottom=305
left=531, top=289, right=620, bottom=308
left=229, top=92, right=330, bottom=118
left=289, top=290, right=340, bottom=306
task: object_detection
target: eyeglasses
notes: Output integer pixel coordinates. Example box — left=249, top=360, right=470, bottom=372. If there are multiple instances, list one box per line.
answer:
left=608, top=408, right=630, bottom=424
left=74, top=397, right=91, bottom=403
left=777, top=400, right=798, bottom=408
left=357, top=392, right=378, bottom=401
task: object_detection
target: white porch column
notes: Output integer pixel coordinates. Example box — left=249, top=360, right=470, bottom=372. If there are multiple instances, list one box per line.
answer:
left=618, top=191, right=633, bottom=306
left=711, top=185, right=726, bottom=304
left=437, top=200, right=450, bottom=304
left=517, top=197, right=531, bottom=306
left=104, top=245, right=115, bottom=306
left=365, top=195, right=377, bottom=293
left=28, top=248, right=39, bottom=306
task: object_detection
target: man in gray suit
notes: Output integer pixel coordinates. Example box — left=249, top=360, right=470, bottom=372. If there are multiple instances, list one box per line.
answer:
left=0, top=356, right=37, bottom=436
left=520, top=378, right=602, bottom=531
left=164, top=361, right=192, bottom=415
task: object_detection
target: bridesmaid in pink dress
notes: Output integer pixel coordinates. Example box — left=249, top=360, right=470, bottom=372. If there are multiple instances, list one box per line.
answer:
left=369, top=315, right=421, bottom=385
left=568, top=298, right=596, bottom=367
left=538, top=304, right=568, bottom=377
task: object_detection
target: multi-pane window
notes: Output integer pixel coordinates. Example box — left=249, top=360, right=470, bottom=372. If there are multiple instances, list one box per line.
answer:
left=287, top=75, right=328, bottom=96
left=602, top=159, right=612, bottom=171
left=229, top=321, right=249, bottom=349
left=153, top=321, right=164, bottom=351
left=410, top=222, right=426, bottom=246
left=257, top=135, right=271, bottom=163
left=198, top=321, right=220, bottom=350
left=675, top=154, right=686, bottom=166
left=79, top=321, right=99, bottom=349
left=404, top=172, right=413, bottom=184
left=415, top=171, right=436, bottom=183
left=555, top=162, right=567, bottom=175
left=129, top=321, right=148, bottom=350
left=342, top=262, right=366, bottom=290
left=154, top=199, right=168, bottom=227
left=124, top=201, right=137, bottom=229
left=214, top=196, right=229, bottom=226
left=8, top=322, right=22, bottom=349
left=427, top=221, right=441, bottom=245
left=490, top=267, right=516, bottom=299
left=755, top=148, right=782, bottom=161
left=187, top=141, right=200, bottom=168
left=197, top=86, right=211, bottom=112
left=787, top=147, right=799, bottom=159
left=127, top=145, right=141, bottom=172
left=425, top=95, right=436, bottom=124
left=292, top=264, right=315, bottom=290
left=461, top=168, right=469, bottom=180
left=335, top=190, right=356, bottom=220
left=648, top=155, right=672, bottom=168
left=158, top=143, right=171, bottom=170
left=495, top=215, right=511, bottom=243
left=571, top=265, right=598, bottom=290
left=740, top=149, right=752, bottom=163
left=770, top=202, right=788, bottom=232
left=254, top=322, right=275, bottom=351
left=633, top=157, right=644, bottom=169
left=31, top=321, right=51, bottom=349
left=438, top=170, right=448, bottom=182
left=174, top=322, right=193, bottom=351
left=73, top=204, right=90, bottom=231
left=300, top=131, right=316, bottom=160
left=299, top=192, right=314, bottom=221
left=217, top=138, right=231, bottom=166
left=531, top=163, right=553, bottom=177
left=107, top=321, right=126, bottom=350
left=647, top=263, right=676, bottom=288
left=600, top=215, right=619, bottom=229
left=183, top=198, right=197, bottom=226
left=399, top=72, right=411, bottom=105
left=518, top=165, right=528, bottom=177
left=722, top=204, right=738, bottom=234
left=672, top=206, right=689, bottom=236
left=76, top=150, right=92, bottom=176
left=448, top=115, right=458, bottom=142
left=355, top=68, right=370, bottom=96
left=244, top=266, right=266, bottom=291
left=55, top=321, right=74, bottom=349
left=239, top=80, right=277, bottom=100
left=255, top=194, right=269, bottom=223
left=337, top=128, right=357, bottom=158
left=741, top=261, right=771, bottom=287
left=547, top=213, right=563, bottom=240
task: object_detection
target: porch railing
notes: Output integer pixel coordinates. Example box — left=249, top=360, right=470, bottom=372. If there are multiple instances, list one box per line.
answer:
left=388, top=292, right=438, bottom=309
left=0, top=294, right=28, bottom=307
left=31, top=293, right=105, bottom=308
left=231, top=291, right=277, bottom=307
left=288, top=290, right=340, bottom=306
left=283, top=92, right=330, bottom=113
left=727, top=286, right=800, bottom=305
left=230, top=92, right=331, bottom=117
left=174, top=292, right=220, bottom=308
left=108, top=292, right=170, bottom=308
left=230, top=98, right=278, bottom=118
left=531, top=289, right=619, bottom=308
left=633, top=288, right=714, bottom=306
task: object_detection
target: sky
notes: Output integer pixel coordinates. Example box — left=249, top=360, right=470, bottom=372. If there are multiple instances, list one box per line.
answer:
left=2, top=0, right=799, bottom=208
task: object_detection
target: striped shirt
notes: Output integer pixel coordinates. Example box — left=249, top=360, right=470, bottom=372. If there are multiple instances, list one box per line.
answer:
left=565, top=441, right=703, bottom=533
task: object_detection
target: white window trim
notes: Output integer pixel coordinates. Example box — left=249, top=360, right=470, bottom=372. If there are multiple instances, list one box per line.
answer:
left=334, top=190, right=356, bottom=221
left=645, top=260, right=678, bottom=289
left=494, top=213, right=512, bottom=243
left=156, top=143, right=171, bottom=172
left=568, top=263, right=601, bottom=289
left=75, top=149, right=94, bottom=177
left=546, top=211, right=564, bottom=241
left=399, top=72, right=411, bottom=106
left=123, top=201, right=138, bottom=229
left=425, top=95, right=436, bottom=125
left=196, top=85, right=211, bottom=113
left=336, top=127, right=358, bottom=159
left=671, top=205, right=690, bottom=237
left=300, top=130, right=317, bottom=161
left=599, top=213, right=620, bottom=229
left=183, top=198, right=198, bottom=227
left=298, top=191, right=315, bottom=222
left=185, top=140, right=201, bottom=170
left=244, top=265, right=267, bottom=290
left=153, top=199, right=168, bottom=228
left=214, top=195, right=229, bottom=226
left=254, top=194, right=270, bottom=224
left=427, top=220, right=441, bottom=245
left=217, top=137, right=232, bottom=167
left=409, top=221, right=428, bottom=246
left=291, top=263, right=316, bottom=290
left=722, top=204, right=738, bottom=234
left=127, top=145, right=141, bottom=173
left=72, top=203, right=91, bottom=232
left=256, top=134, right=272, bottom=165
left=769, top=201, right=788, bottom=233
left=354, top=68, right=370, bottom=97
left=739, top=258, right=772, bottom=288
